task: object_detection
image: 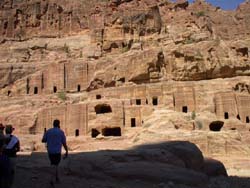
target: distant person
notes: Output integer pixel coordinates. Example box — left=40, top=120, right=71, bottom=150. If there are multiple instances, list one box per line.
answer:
left=0, top=138, right=12, bottom=188
left=0, top=124, right=5, bottom=140
left=42, top=119, right=68, bottom=184
left=4, top=125, right=20, bottom=187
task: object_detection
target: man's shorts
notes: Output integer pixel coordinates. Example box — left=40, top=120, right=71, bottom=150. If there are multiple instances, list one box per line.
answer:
left=48, top=153, right=61, bottom=166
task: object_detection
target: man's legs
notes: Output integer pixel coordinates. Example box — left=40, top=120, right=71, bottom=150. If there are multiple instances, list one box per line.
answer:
left=49, top=153, right=61, bottom=184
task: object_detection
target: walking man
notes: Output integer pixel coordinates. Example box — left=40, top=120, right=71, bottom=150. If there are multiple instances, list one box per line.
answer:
left=0, top=137, right=12, bottom=188
left=4, top=124, right=20, bottom=187
left=42, top=119, right=68, bottom=184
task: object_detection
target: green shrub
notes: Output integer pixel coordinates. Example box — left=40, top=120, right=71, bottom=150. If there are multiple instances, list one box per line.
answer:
left=58, top=91, right=67, bottom=101
left=122, top=46, right=129, bottom=53
left=195, top=11, right=205, bottom=17
left=63, top=43, right=70, bottom=54
left=196, top=121, right=203, bottom=130
left=185, top=38, right=195, bottom=44
left=191, top=111, right=196, bottom=120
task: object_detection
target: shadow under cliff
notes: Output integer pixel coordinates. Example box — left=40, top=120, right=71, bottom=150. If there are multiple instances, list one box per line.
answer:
left=13, top=141, right=250, bottom=188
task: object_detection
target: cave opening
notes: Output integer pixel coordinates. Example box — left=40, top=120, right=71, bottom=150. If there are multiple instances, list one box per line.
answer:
left=136, top=99, right=141, bottom=105
left=91, top=129, right=100, bottom=138
left=182, top=106, right=188, bottom=113
left=209, top=121, right=224, bottom=132
left=53, top=86, right=57, bottom=93
left=152, top=97, right=158, bottom=106
left=34, top=87, right=38, bottom=94
left=75, top=129, right=79, bottom=137
left=102, top=127, right=121, bottom=137
left=96, top=95, right=102, bottom=100
left=131, top=118, right=136, bottom=127
left=95, top=104, right=112, bottom=114
left=224, top=112, right=229, bottom=119
left=77, top=85, right=81, bottom=92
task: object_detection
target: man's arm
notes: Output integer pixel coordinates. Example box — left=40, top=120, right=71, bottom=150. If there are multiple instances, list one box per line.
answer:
left=16, top=141, right=20, bottom=152
left=63, top=142, right=68, bottom=157
left=62, top=131, right=68, bottom=158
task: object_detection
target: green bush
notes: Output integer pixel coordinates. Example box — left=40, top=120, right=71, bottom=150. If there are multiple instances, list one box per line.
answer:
left=191, top=111, right=196, bottom=120
left=185, top=38, right=195, bottom=44
left=58, top=91, right=67, bottom=101
left=195, top=11, right=205, bottom=17
left=122, top=46, right=129, bottom=53
left=196, top=121, right=203, bottom=130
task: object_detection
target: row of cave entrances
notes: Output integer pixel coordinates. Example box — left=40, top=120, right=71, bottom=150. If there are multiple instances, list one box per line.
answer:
left=224, top=112, right=250, bottom=123
left=44, top=128, right=122, bottom=138
left=28, top=85, right=82, bottom=95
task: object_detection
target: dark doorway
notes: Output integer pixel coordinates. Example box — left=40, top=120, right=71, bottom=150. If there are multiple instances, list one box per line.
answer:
left=26, top=78, right=30, bottom=94
left=53, top=86, right=57, bottom=93
left=209, top=121, right=224, bottom=132
left=44, top=128, right=47, bottom=133
left=7, top=90, right=11, bottom=96
left=131, top=118, right=136, bottom=127
left=146, top=99, right=148, bottom=105
left=77, top=85, right=81, bottom=92
left=75, top=129, right=79, bottom=137
left=34, top=87, right=38, bottom=94
left=224, top=112, right=229, bottom=119
left=152, top=97, right=158, bottom=106
left=96, top=95, right=102, bottom=100
left=182, top=106, right=188, bottom=113
left=91, top=129, right=100, bottom=138
left=102, top=127, right=121, bottom=137
left=95, top=104, right=112, bottom=114
left=237, top=114, right=241, bottom=120
left=136, top=99, right=141, bottom=105
left=246, top=116, right=250, bottom=123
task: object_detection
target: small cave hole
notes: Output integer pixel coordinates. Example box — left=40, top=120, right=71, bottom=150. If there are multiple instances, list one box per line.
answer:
left=34, top=87, right=38, bottom=94
left=237, top=114, right=241, bottom=120
left=77, top=85, right=81, bottom=92
left=136, top=99, right=141, bottom=105
left=96, top=95, right=102, bottom=100
left=75, top=129, right=79, bottom=137
left=182, top=106, right=188, bottom=113
left=224, top=112, right=229, bottom=119
left=152, top=97, right=158, bottom=106
left=131, top=118, right=136, bottom=127
left=118, top=77, right=125, bottom=83
left=7, top=90, right=11, bottom=96
left=91, top=129, right=100, bottom=138
left=53, top=86, right=57, bottom=93
left=246, top=116, right=250, bottom=123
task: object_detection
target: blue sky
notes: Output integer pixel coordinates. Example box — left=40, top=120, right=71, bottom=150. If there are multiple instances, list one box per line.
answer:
left=187, top=0, right=245, bottom=10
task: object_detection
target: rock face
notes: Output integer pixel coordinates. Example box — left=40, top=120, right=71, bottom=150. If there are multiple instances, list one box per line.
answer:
left=0, top=0, right=250, bottom=163
left=14, top=141, right=229, bottom=188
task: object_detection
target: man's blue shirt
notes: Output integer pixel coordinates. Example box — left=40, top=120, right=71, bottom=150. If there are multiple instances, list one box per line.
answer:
left=42, top=127, right=66, bottom=154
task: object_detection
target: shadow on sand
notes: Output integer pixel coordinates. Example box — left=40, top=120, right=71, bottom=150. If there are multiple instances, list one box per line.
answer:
left=13, top=141, right=250, bottom=188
